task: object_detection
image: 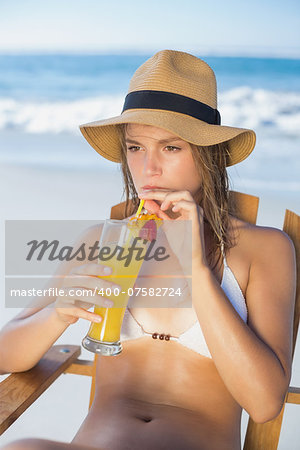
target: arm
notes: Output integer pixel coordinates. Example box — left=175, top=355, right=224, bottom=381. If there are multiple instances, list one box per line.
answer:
left=0, top=223, right=109, bottom=375
left=0, top=306, right=70, bottom=374
left=138, top=189, right=296, bottom=422
left=192, top=227, right=296, bottom=423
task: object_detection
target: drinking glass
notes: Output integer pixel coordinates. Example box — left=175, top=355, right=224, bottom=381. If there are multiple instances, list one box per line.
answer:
left=82, top=218, right=155, bottom=356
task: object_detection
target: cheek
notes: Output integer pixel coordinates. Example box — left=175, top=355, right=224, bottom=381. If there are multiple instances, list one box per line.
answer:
left=176, top=159, right=202, bottom=190
left=126, top=154, right=134, bottom=170
left=175, top=157, right=199, bottom=178
left=126, top=155, right=139, bottom=180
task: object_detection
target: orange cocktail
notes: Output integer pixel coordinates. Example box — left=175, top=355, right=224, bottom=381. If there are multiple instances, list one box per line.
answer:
left=82, top=212, right=162, bottom=356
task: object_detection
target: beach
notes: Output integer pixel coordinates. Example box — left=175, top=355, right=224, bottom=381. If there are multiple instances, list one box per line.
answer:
left=0, top=54, right=300, bottom=448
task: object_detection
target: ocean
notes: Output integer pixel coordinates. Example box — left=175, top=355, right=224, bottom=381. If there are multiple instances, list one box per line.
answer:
left=0, top=54, right=300, bottom=197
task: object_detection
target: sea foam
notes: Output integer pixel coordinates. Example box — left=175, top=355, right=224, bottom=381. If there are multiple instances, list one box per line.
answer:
left=0, top=88, right=300, bottom=137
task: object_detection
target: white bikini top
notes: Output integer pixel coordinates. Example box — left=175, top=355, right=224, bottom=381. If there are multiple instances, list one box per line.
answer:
left=121, top=245, right=248, bottom=359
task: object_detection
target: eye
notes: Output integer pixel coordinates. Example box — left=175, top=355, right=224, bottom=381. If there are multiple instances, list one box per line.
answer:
left=126, top=145, right=181, bottom=153
left=127, top=146, right=141, bottom=152
left=165, top=146, right=181, bottom=152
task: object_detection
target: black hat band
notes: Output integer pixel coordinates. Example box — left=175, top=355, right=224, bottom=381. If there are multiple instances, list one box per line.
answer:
left=122, top=90, right=221, bottom=125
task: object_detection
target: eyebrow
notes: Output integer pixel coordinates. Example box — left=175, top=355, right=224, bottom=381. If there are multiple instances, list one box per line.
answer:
left=125, top=137, right=184, bottom=145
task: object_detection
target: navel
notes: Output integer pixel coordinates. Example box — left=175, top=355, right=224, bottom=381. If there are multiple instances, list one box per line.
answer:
left=138, top=416, right=153, bottom=423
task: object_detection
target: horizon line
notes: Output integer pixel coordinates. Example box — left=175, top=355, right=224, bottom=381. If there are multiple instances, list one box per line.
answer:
left=0, top=49, right=300, bottom=60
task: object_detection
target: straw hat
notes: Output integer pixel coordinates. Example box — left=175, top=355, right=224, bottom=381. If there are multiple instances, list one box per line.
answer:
left=80, top=50, right=256, bottom=166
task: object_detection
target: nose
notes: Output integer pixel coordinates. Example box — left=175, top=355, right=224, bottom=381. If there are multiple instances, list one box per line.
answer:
left=143, top=152, right=162, bottom=177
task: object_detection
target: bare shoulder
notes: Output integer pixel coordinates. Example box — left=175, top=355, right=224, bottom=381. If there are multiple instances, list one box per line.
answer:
left=229, top=215, right=295, bottom=262
left=224, top=216, right=296, bottom=297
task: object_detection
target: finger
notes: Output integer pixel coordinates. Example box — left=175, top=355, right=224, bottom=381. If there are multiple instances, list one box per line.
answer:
left=142, top=199, right=162, bottom=215
left=62, top=275, right=121, bottom=292
left=138, top=188, right=172, bottom=196
left=73, top=298, right=114, bottom=310
left=141, top=200, right=175, bottom=221
left=139, top=190, right=193, bottom=203
left=58, top=288, right=114, bottom=308
left=139, top=190, right=172, bottom=204
left=70, top=263, right=113, bottom=277
left=57, top=306, right=104, bottom=323
left=171, top=200, right=195, bottom=212
left=74, top=300, right=94, bottom=310
left=58, top=297, right=113, bottom=310
left=156, top=209, right=172, bottom=220
left=141, top=192, right=194, bottom=215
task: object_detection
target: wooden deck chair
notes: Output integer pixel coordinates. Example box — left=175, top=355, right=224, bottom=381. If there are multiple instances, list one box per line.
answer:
left=0, top=191, right=299, bottom=450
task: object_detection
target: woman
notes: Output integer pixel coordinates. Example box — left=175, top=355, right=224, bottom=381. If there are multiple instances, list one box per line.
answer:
left=0, top=50, right=296, bottom=450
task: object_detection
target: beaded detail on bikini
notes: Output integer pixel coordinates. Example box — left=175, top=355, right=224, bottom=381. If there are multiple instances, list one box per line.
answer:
left=125, top=240, right=229, bottom=343
left=121, top=239, right=248, bottom=357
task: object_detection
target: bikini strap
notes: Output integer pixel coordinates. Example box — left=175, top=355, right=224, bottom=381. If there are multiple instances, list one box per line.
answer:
left=220, top=240, right=228, bottom=267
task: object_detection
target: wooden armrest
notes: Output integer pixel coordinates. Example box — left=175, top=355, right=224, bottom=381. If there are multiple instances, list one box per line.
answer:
left=0, top=344, right=81, bottom=435
left=64, top=359, right=94, bottom=376
left=286, top=386, right=300, bottom=405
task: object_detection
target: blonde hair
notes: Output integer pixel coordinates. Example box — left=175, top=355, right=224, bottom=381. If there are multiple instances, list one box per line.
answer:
left=116, top=124, right=236, bottom=269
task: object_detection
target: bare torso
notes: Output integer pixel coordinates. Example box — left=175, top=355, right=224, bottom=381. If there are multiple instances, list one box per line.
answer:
left=71, top=216, right=250, bottom=450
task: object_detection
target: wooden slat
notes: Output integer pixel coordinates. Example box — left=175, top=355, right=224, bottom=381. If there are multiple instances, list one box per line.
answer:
left=63, top=359, right=94, bottom=376
left=0, top=345, right=81, bottom=435
left=286, top=386, right=300, bottom=405
left=229, top=190, right=259, bottom=225
left=88, top=355, right=98, bottom=410
left=110, top=200, right=135, bottom=220
left=283, top=210, right=300, bottom=357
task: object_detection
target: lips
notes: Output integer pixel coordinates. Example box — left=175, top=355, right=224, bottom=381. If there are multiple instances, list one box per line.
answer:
left=141, top=185, right=165, bottom=189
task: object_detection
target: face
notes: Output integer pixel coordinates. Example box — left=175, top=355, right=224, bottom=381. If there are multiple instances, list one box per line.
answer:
left=125, top=124, right=202, bottom=205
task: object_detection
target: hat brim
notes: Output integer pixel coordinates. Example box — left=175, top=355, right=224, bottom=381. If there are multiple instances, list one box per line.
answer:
left=80, top=109, right=256, bottom=167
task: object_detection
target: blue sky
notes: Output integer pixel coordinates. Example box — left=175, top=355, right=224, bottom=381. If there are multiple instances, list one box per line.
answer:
left=0, top=0, right=299, bottom=56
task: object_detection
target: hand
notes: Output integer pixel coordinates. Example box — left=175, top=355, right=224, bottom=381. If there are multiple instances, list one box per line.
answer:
left=139, top=189, right=207, bottom=268
left=54, top=264, right=121, bottom=325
